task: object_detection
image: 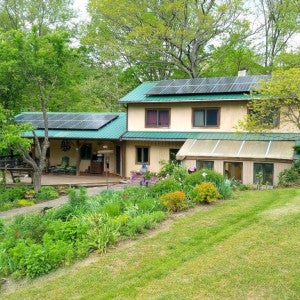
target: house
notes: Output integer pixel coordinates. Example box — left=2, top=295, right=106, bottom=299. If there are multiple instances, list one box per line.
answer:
left=119, top=74, right=300, bottom=186
left=15, top=74, right=300, bottom=186
left=14, top=112, right=127, bottom=176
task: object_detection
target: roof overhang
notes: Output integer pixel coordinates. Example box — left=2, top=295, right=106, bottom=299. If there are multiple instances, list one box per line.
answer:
left=176, top=139, right=295, bottom=162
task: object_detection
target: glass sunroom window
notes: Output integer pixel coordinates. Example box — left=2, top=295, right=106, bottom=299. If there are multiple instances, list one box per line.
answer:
left=253, top=163, right=274, bottom=185
left=146, top=109, right=170, bottom=127
left=193, top=108, right=219, bottom=127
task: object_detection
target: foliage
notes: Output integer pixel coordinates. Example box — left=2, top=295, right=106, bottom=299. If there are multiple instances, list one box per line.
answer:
left=68, top=187, right=88, bottom=208
left=183, top=169, right=231, bottom=199
left=35, top=186, right=59, bottom=201
left=237, top=68, right=300, bottom=131
left=148, top=177, right=182, bottom=198
left=278, top=160, right=300, bottom=187
left=190, top=182, right=221, bottom=204
left=160, top=191, right=188, bottom=212
left=86, top=0, right=246, bottom=79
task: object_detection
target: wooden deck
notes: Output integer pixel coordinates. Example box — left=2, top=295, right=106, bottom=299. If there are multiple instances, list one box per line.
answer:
left=2, top=173, right=125, bottom=188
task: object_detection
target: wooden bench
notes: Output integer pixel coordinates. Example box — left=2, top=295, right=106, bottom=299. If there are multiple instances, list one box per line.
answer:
left=0, top=167, right=33, bottom=183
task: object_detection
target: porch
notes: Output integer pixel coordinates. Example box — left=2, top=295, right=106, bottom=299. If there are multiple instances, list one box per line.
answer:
left=3, top=173, right=125, bottom=188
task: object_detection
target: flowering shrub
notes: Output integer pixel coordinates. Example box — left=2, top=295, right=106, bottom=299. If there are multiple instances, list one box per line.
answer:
left=160, top=191, right=188, bottom=212
left=190, top=182, right=220, bottom=204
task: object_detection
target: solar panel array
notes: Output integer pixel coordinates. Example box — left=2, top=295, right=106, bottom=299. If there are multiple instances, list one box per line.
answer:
left=146, top=75, right=269, bottom=96
left=15, top=113, right=119, bottom=130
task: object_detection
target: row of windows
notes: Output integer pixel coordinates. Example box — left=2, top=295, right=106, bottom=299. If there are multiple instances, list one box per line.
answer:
left=145, top=108, right=279, bottom=128
left=197, top=160, right=274, bottom=185
left=136, top=147, right=273, bottom=185
left=146, top=108, right=220, bottom=128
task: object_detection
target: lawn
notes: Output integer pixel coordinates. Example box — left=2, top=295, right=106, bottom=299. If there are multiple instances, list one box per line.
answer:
left=1, top=188, right=299, bottom=299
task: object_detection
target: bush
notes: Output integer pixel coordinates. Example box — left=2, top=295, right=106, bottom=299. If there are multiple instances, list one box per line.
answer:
left=278, top=160, right=300, bottom=187
left=36, top=186, right=59, bottom=201
left=149, top=177, right=181, bottom=198
left=190, top=182, right=220, bottom=204
left=160, top=191, right=188, bottom=212
left=183, top=169, right=231, bottom=199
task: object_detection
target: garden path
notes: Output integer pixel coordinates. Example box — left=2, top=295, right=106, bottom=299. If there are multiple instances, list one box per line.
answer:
left=0, top=183, right=127, bottom=220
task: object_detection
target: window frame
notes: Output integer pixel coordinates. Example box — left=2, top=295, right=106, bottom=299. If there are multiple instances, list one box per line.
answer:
left=253, top=162, right=274, bottom=186
left=136, top=146, right=150, bottom=164
left=196, top=160, right=214, bottom=170
left=145, top=108, right=170, bottom=128
left=192, top=107, right=220, bottom=128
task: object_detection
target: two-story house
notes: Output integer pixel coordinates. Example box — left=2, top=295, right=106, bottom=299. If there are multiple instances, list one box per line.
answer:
left=119, top=74, right=300, bottom=185
left=14, top=74, right=300, bottom=186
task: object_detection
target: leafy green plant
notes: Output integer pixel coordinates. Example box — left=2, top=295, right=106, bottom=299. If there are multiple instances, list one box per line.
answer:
left=190, top=182, right=220, bottom=204
left=149, top=177, right=182, bottom=198
left=68, top=187, right=88, bottom=208
left=36, top=186, right=59, bottom=201
left=160, top=191, right=188, bottom=212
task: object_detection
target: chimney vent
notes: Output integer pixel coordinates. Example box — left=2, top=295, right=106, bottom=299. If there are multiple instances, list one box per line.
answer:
left=238, top=69, right=247, bottom=77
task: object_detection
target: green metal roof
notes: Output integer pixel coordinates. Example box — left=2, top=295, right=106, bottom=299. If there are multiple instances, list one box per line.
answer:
left=21, top=112, right=127, bottom=140
left=121, top=131, right=300, bottom=141
left=119, top=82, right=253, bottom=103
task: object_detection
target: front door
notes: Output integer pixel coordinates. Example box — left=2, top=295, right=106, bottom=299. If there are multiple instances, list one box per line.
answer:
left=224, top=162, right=243, bottom=181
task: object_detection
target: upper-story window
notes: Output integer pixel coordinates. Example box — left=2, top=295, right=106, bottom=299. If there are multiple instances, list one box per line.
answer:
left=146, top=109, right=170, bottom=127
left=193, top=108, right=220, bottom=127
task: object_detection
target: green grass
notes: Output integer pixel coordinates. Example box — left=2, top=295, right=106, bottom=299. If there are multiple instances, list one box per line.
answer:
left=1, top=189, right=300, bottom=299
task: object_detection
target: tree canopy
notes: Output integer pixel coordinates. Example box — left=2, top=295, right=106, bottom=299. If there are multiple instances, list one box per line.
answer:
left=237, top=68, right=300, bottom=131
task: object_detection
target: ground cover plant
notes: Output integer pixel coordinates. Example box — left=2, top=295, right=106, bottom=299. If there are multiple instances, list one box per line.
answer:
left=1, top=188, right=299, bottom=299
left=0, top=167, right=228, bottom=280
left=0, top=186, right=59, bottom=211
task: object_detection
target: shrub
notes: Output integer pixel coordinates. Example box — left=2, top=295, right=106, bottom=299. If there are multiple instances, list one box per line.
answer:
left=149, top=177, right=181, bottom=198
left=36, top=186, right=59, bottom=201
left=183, top=169, right=231, bottom=199
left=278, top=160, right=300, bottom=187
left=160, top=191, right=188, bottom=212
left=190, top=182, right=220, bottom=204
left=68, top=187, right=88, bottom=207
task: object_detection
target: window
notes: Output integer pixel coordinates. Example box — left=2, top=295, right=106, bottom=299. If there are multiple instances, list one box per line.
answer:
left=253, top=163, right=274, bottom=185
left=197, top=160, right=214, bottom=170
left=193, top=108, right=219, bottom=127
left=169, top=148, right=179, bottom=162
left=136, top=147, right=149, bottom=164
left=146, top=109, right=170, bottom=127
left=80, top=144, right=92, bottom=159
left=224, top=162, right=243, bottom=181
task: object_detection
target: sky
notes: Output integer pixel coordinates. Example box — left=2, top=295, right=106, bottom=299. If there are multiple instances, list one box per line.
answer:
left=73, top=0, right=89, bottom=21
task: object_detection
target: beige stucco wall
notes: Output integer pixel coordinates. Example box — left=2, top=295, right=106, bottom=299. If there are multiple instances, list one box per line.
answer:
left=127, top=102, right=300, bottom=133
left=181, top=158, right=292, bottom=186
left=124, top=141, right=183, bottom=177
left=127, top=102, right=248, bottom=132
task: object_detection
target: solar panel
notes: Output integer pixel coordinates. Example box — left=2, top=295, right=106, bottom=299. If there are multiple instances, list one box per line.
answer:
left=146, top=75, right=269, bottom=96
left=15, top=113, right=119, bottom=130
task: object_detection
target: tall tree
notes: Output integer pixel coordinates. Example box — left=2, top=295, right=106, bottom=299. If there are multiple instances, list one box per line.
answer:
left=0, top=28, right=79, bottom=191
left=0, top=0, right=76, bottom=36
left=86, top=0, right=246, bottom=79
left=250, top=0, right=300, bottom=69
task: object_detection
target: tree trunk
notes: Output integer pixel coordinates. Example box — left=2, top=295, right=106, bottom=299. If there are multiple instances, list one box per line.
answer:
left=32, top=168, right=43, bottom=192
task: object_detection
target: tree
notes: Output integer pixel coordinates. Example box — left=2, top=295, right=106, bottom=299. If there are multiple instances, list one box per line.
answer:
left=86, top=0, right=247, bottom=79
left=250, top=0, right=300, bottom=69
left=0, top=28, right=79, bottom=191
left=0, top=0, right=76, bottom=36
left=237, top=68, right=300, bottom=131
